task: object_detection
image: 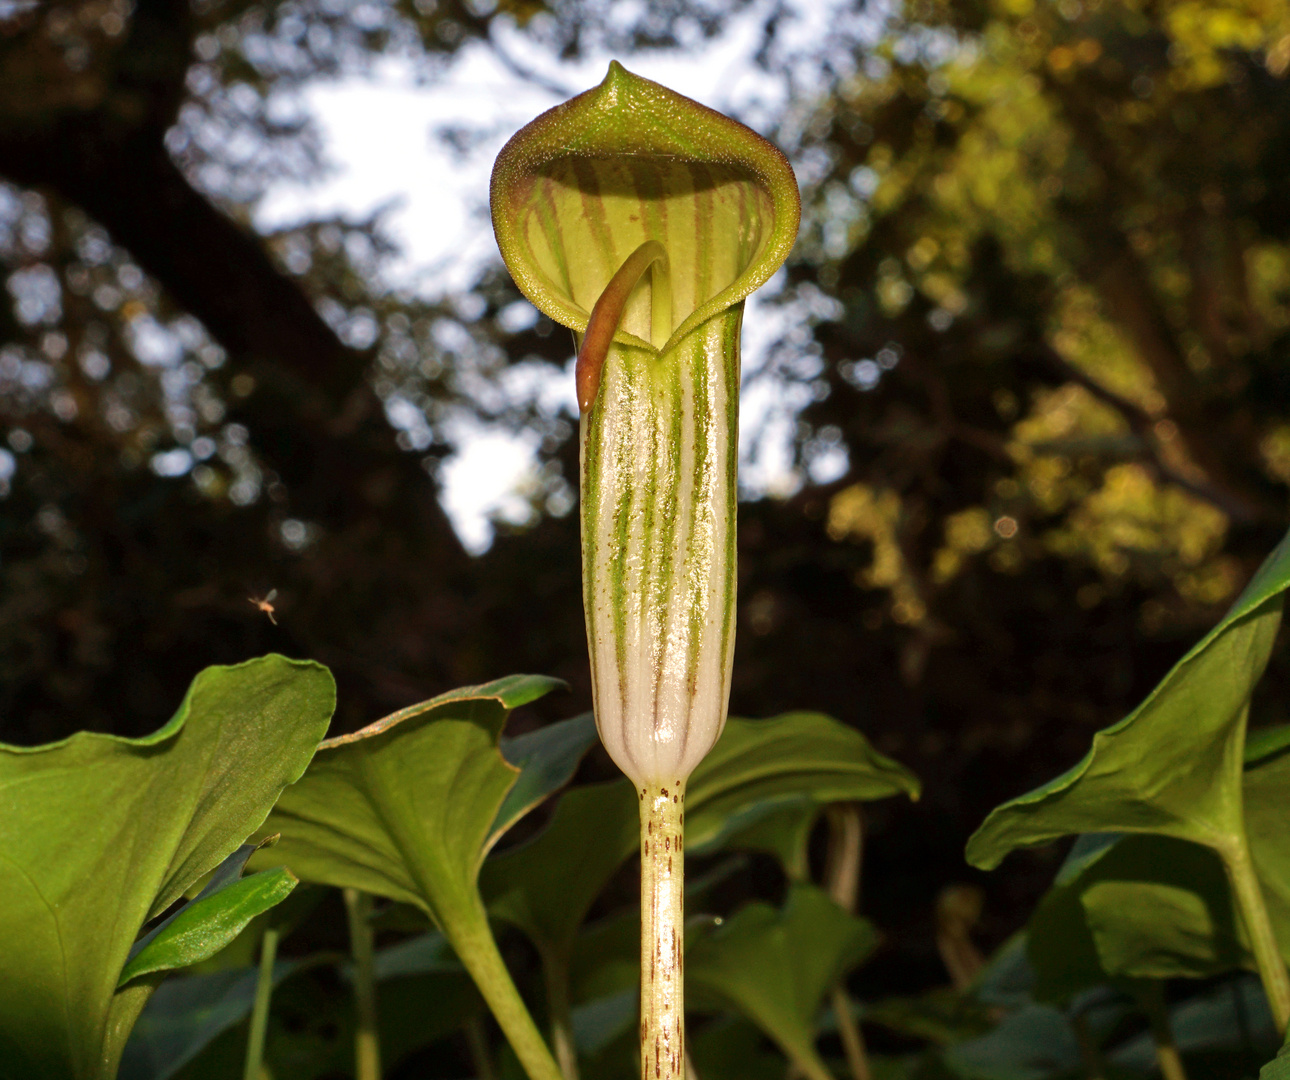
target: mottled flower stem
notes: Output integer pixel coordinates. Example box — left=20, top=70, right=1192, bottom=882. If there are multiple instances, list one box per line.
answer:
left=640, top=781, right=686, bottom=1080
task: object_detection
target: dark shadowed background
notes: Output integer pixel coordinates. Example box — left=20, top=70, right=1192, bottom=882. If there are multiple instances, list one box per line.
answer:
left=4, top=0, right=1290, bottom=1018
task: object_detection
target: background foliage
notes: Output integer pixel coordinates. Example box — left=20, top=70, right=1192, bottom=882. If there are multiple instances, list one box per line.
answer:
left=4, top=0, right=1290, bottom=1057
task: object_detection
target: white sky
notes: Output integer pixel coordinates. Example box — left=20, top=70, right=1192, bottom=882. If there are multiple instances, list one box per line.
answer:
left=255, top=5, right=838, bottom=551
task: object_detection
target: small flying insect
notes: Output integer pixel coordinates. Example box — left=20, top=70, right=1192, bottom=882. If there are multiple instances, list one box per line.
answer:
left=248, top=589, right=279, bottom=625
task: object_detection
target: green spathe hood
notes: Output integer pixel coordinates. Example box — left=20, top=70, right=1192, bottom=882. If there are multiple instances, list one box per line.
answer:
left=489, top=60, right=800, bottom=358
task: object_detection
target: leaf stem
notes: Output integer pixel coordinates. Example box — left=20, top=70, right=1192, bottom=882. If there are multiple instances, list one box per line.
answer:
left=543, top=948, right=580, bottom=1080
left=343, top=888, right=382, bottom=1080
left=1222, top=836, right=1290, bottom=1034
left=640, top=780, right=686, bottom=1080
left=826, top=805, right=871, bottom=1080
left=243, top=928, right=278, bottom=1080
left=442, top=899, right=565, bottom=1080
left=1071, top=1010, right=1106, bottom=1080
left=1135, top=982, right=1188, bottom=1080
left=465, top=1015, right=499, bottom=1080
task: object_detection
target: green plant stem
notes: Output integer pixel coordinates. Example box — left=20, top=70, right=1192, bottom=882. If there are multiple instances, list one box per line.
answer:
left=465, top=1015, right=498, bottom=1080
left=442, top=899, right=564, bottom=1080
left=641, top=780, right=686, bottom=1080
left=1071, top=1011, right=1106, bottom=1080
left=98, top=974, right=165, bottom=1080
left=344, top=888, right=382, bottom=1080
left=826, top=805, right=871, bottom=1080
left=831, top=987, right=871, bottom=1080
left=542, top=949, right=579, bottom=1080
left=244, top=928, right=278, bottom=1080
left=1221, top=835, right=1290, bottom=1034
left=1136, top=982, right=1188, bottom=1080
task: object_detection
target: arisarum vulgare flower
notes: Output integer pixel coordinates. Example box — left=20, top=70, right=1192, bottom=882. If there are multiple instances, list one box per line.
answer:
left=492, top=61, right=799, bottom=1080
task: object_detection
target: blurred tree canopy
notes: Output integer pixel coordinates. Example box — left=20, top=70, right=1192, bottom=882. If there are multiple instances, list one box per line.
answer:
left=3, top=0, right=1290, bottom=978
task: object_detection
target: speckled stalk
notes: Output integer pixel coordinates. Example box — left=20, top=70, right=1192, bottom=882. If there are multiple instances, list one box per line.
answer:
left=640, top=782, right=686, bottom=1080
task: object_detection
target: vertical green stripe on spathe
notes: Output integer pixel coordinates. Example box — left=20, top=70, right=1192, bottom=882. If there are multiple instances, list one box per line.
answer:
left=718, top=308, right=742, bottom=686
left=580, top=307, right=742, bottom=787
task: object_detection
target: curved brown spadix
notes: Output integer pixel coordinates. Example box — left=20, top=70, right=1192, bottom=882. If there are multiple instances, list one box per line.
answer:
left=492, top=61, right=799, bottom=1080
left=576, top=240, right=669, bottom=413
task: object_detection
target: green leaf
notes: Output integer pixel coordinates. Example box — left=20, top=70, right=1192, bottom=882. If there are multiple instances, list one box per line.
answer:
left=689, top=1015, right=786, bottom=1080
left=1242, top=740, right=1290, bottom=950
left=253, top=674, right=567, bottom=1080
left=967, top=531, right=1290, bottom=870
left=1109, top=975, right=1276, bottom=1071
left=571, top=990, right=638, bottom=1057
left=122, top=933, right=483, bottom=1080
left=942, top=1005, right=1080, bottom=1080
left=1025, top=739, right=1290, bottom=1003
left=118, top=963, right=298, bottom=1080
left=687, top=712, right=920, bottom=853
left=857, top=991, right=997, bottom=1047
left=482, top=779, right=639, bottom=965
left=1027, top=834, right=1246, bottom=1000
left=119, top=866, right=298, bottom=985
left=481, top=711, right=915, bottom=979
left=1262, top=1020, right=1290, bottom=1080
left=710, top=798, right=820, bottom=881
left=0, top=654, right=334, bottom=1080
left=687, top=883, right=879, bottom=1080
left=183, top=884, right=326, bottom=975
left=493, top=711, right=598, bottom=843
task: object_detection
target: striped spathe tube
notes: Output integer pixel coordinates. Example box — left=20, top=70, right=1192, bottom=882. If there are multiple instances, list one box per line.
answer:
left=491, top=61, right=799, bottom=1080
left=490, top=59, right=799, bottom=790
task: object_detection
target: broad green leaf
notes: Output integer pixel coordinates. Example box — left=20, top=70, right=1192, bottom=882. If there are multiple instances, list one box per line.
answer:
left=1027, top=834, right=1246, bottom=1000
left=119, top=868, right=297, bottom=985
left=1109, top=975, right=1276, bottom=1071
left=482, top=711, right=916, bottom=983
left=942, top=1005, right=1080, bottom=1080
left=481, top=779, right=639, bottom=966
left=252, top=674, right=567, bottom=1080
left=118, top=963, right=298, bottom=1080
left=122, top=933, right=482, bottom=1080
left=971, top=933, right=1035, bottom=1010
left=687, top=712, right=920, bottom=852
left=1025, top=740, right=1290, bottom=1002
left=571, top=990, right=638, bottom=1056
left=687, top=883, right=879, bottom=1080
left=858, top=992, right=996, bottom=1047
left=0, top=654, right=334, bottom=1080
left=689, top=1015, right=785, bottom=1080
left=1243, top=740, right=1290, bottom=948
left=1262, top=1019, right=1290, bottom=1080
left=967, top=531, right=1290, bottom=870
left=493, top=711, right=598, bottom=839
left=183, top=884, right=325, bottom=974
left=712, top=798, right=820, bottom=880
